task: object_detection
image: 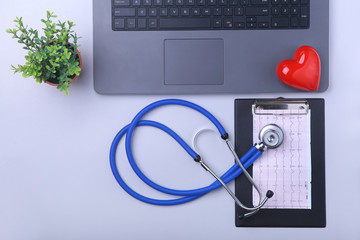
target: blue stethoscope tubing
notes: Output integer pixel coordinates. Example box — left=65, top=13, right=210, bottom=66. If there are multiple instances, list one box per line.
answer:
left=109, top=99, right=262, bottom=206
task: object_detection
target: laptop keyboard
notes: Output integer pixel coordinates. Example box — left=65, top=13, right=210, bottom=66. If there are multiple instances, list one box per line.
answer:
left=112, top=0, right=310, bottom=31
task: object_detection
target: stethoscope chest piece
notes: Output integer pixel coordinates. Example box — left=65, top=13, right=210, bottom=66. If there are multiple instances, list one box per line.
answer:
left=259, top=124, right=284, bottom=149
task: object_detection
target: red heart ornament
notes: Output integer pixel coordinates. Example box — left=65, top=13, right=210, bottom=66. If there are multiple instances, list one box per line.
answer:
left=277, top=46, right=321, bottom=91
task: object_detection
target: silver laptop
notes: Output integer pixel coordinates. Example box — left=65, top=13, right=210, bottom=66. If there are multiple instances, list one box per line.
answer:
left=93, top=0, right=329, bottom=94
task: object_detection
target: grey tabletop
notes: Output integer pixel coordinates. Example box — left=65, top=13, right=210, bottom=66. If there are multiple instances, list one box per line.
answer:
left=0, top=0, right=359, bottom=239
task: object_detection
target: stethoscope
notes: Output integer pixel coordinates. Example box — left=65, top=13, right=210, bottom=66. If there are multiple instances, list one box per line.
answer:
left=110, top=99, right=284, bottom=218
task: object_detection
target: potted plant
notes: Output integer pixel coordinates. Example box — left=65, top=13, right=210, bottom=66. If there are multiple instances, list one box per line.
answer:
left=6, top=11, right=82, bottom=95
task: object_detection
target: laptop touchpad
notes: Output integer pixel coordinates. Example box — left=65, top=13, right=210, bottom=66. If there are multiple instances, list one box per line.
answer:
left=164, top=39, right=224, bottom=85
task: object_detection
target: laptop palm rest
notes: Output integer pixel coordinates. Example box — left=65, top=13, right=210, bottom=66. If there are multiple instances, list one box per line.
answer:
left=164, top=39, right=224, bottom=85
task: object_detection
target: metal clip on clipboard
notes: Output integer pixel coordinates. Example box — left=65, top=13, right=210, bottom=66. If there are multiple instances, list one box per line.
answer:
left=252, top=99, right=309, bottom=115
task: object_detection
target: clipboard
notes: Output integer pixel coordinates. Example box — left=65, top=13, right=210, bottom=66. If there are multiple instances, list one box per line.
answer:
left=234, top=98, right=326, bottom=228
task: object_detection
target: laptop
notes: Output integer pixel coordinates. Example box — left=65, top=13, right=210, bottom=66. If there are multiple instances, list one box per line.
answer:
left=93, top=0, right=329, bottom=94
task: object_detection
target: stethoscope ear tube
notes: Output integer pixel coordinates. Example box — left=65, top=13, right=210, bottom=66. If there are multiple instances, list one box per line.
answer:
left=196, top=139, right=274, bottom=218
left=192, top=128, right=275, bottom=217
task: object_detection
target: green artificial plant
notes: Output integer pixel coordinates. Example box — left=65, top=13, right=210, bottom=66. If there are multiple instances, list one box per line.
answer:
left=6, top=11, right=81, bottom=95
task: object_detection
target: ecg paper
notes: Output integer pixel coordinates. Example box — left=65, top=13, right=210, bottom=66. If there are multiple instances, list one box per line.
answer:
left=252, top=109, right=312, bottom=209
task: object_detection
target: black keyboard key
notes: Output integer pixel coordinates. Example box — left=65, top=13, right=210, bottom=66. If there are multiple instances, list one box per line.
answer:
left=114, top=8, right=136, bottom=17
left=247, top=22, right=257, bottom=28
left=219, top=0, right=227, bottom=5
left=138, top=8, right=147, bottom=16
left=165, top=0, right=174, bottom=5
left=191, top=8, right=200, bottom=15
left=114, top=18, right=125, bottom=29
left=259, top=22, right=269, bottom=28
left=234, top=22, right=245, bottom=28
left=247, top=17, right=257, bottom=22
left=186, top=0, right=195, bottom=5
left=160, top=18, right=211, bottom=29
left=198, top=0, right=206, bottom=5
left=160, top=8, right=168, bottom=16
left=272, top=0, right=280, bottom=4
left=290, top=0, right=299, bottom=4
left=240, top=0, right=249, bottom=5
left=291, top=6, right=299, bottom=15
left=133, top=0, right=141, bottom=5
left=208, top=0, right=216, bottom=5
left=246, top=7, right=269, bottom=16
left=170, top=8, right=179, bottom=16
left=127, top=18, right=136, bottom=28
left=300, top=6, right=308, bottom=26
left=301, top=6, right=308, bottom=17
left=282, top=0, right=289, bottom=4
left=213, top=7, right=222, bottom=16
left=176, top=0, right=184, bottom=5
left=281, top=7, right=289, bottom=15
left=224, top=8, right=233, bottom=16
left=143, top=0, right=152, bottom=5
left=149, top=8, right=157, bottom=16
left=114, top=0, right=130, bottom=6
left=138, top=19, right=147, bottom=28
left=272, top=17, right=289, bottom=27
left=181, top=8, right=190, bottom=15
left=203, top=8, right=211, bottom=15
left=224, top=18, right=233, bottom=28
left=214, top=18, right=222, bottom=27
left=235, top=7, right=244, bottom=15
left=230, top=0, right=238, bottom=5
left=291, top=16, right=299, bottom=26
left=149, top=18, right=158, bottom=28
left=251, top=0, right=269, bottom=4
left=154, top=0, right=163, bottom=5
left=192, top=8, right=200, bottom=15
left=300, top=16, right=308, bottom=27
left=272, top=7, right=280, bottom=15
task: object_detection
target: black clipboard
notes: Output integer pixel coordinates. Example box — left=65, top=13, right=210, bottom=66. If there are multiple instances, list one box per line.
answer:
left=234, top=98, right=326, bottom=228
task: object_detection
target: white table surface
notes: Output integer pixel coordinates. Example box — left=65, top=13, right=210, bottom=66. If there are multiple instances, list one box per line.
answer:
left=1, top=0, right=360, bottom=239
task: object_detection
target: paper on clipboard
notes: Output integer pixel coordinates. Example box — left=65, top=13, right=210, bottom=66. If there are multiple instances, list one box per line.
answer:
left=252, top=108, right=312, bottom=209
